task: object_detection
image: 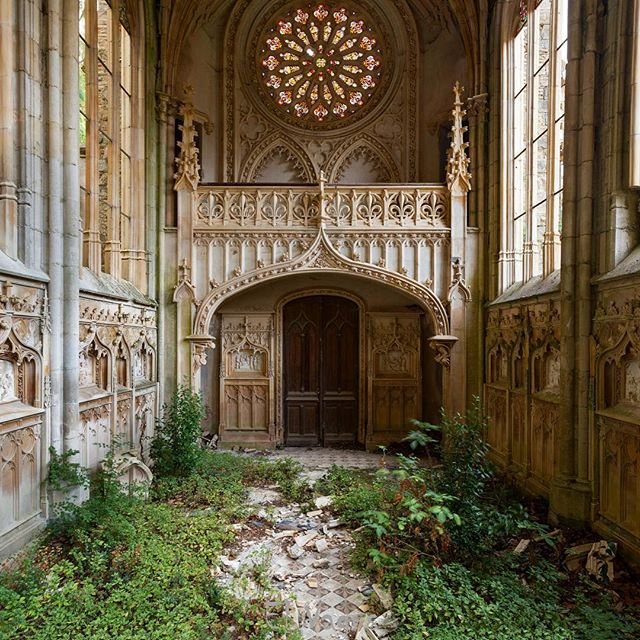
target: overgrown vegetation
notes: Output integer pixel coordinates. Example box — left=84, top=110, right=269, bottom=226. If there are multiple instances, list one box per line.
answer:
left=2, top=393, right=638, bottom=639
left=319, top=399, right=640, bottom=639
left=151, top=384, right=206, bottom=478
left=0, top=388, right=303, bottom=640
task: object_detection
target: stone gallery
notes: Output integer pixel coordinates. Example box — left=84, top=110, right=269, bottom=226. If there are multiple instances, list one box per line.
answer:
left=1, top=0, right=640, bottom=570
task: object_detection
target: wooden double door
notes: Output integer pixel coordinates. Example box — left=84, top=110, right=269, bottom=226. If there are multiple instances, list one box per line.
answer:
left=283, top=296, right=359, bottom=446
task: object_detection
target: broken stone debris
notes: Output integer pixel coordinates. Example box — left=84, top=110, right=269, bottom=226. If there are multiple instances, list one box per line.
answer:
left=355, top=611, right=400, bottom=639
left=315, top=537, right=329, bottom=553
left=513, top=539, right=531, bottom=555
left=314, top=495, right=333, bottom=509
left=294, top=530, right=319, bottom=548
left=564, top=540, right=617, bottom=581
left=586, top=540, right=617, bottom=582
left=372, top=583, right=393, bottom=610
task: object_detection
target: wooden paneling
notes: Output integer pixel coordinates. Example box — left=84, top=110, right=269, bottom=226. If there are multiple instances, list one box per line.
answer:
left=367, top=313, right=421, bottom=445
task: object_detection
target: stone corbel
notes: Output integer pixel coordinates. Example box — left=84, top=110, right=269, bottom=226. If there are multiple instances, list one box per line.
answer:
left=466, top=93, right=489, bottom=120
left=427, top=335, right=459, bottom=368
left=186, top=335, right=216, bottom=378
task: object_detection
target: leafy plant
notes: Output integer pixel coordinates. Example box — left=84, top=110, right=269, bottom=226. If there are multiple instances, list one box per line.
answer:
left=151, top=385, right=206, bottom=478
left=47, top=446, right=88, bottom=491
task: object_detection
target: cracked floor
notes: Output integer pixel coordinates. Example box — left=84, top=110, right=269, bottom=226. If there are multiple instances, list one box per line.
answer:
left=216, top=448, right=391, bottom=640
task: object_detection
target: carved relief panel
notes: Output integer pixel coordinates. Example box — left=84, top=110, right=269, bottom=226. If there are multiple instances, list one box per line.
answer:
left=134, top=390, right=156, bottom=461
left=593, top=288, right=640, bottom=541
left=0, top=280, right=47, bottom=550
left=367, top=313, right=421, bottom=445
left=0, top=418, right=41, bottom=537
left=484, top=300, right=560, bottom=488
left=219, top=314, right=274, bottom=442
left=79, top=297, right=158, bottom=463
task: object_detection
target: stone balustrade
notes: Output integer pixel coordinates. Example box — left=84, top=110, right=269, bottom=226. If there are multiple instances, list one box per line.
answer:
left=195, top=184, right=450, bottom=229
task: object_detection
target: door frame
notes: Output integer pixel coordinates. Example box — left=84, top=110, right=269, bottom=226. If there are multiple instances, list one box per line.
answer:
left=276, top=289, right=367, bottom=445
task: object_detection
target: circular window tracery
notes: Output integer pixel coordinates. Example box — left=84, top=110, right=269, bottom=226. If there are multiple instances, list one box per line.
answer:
left=259, top=3, right=384, bottom=125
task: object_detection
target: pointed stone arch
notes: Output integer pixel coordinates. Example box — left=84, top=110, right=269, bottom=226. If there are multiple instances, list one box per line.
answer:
left=240, top=134, right=316, bottom=183
left=193, top=226, right=449, bottom=339
left=327, top=135, right=400, bottom=183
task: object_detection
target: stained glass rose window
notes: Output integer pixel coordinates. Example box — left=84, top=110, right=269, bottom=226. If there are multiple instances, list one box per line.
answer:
left=259, top=3, right=383, bottom=125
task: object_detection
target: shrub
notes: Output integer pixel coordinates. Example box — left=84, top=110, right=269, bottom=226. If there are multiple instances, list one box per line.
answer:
left=406, top=398, right=539, bottom=555
left=151, top=385, right=206, bottom=478
left=47, top=446, right=88, bottom=491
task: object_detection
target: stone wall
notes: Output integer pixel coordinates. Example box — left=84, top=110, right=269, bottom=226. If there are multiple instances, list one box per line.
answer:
left=0, top=0, right=159, bottom=559
left=483, top=0, right=640, bottom=564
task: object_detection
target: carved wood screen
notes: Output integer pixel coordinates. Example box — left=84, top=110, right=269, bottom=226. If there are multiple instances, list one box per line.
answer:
left=219, top=314, right=275, bottom=444
left=367, top=313, right=421, bottom=446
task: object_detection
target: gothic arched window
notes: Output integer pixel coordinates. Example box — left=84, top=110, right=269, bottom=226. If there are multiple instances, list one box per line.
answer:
left=79, top=0, right=143, bottom=283
left=502, top=0, right=567, bottom=290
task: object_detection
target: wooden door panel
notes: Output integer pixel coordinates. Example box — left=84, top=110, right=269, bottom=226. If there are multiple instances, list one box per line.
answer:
left=284, top=296, right=359, bottom=446
left=323, top=397, right=357, bottom=443
left=285, top=402, right=320, bottom=445
left=284, top=298, right=322, bottom=444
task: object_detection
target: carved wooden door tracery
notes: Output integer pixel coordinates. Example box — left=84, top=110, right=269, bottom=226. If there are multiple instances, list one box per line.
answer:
left=283, top=296, right=358, bottom=445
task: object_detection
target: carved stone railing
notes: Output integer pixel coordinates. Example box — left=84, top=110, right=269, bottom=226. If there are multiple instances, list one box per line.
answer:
left=190, top=183, right=452, bottom=304
left=194, top=184, right=450, bottom=229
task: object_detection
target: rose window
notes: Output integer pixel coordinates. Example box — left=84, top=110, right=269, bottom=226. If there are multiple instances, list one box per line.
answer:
left=259, top=3, right=383, bottom=125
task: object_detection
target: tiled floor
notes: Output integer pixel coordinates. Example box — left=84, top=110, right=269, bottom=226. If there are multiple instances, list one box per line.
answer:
left=221, top=448, right=387, bottom=639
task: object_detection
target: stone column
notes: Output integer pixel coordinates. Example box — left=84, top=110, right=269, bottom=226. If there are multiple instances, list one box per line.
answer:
left=553, top=0, right=596, bottom=525
left=0, top=0, right=17, bottom=258
left=62, top=0, right=81, bottom=463
left=47, top=0, right=64, bottom=453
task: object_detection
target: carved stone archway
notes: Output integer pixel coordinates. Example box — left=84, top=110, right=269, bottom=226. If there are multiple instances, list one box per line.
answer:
left=193, top=226, right=450, bottom=338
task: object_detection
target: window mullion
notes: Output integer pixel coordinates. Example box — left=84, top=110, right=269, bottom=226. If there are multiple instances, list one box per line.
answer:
left=106, top=0, right=122, bottom=277
left=542, top=0, right=557, bottom=277
left=84, top=1, right=101, bottom=271
left=524, top=7, right=535, bottom=282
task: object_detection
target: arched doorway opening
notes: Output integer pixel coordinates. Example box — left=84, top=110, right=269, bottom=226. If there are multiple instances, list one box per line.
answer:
left=203, top=272, right=445, bottom=449
left=283, top=295, right=359, bottom=446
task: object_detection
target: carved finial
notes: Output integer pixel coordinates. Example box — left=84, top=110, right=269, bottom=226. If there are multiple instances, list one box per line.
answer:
left=174, top=86, right=200, bottom=192
left=178, top=258, right=191, bottom=283
left=447, top=258, right=472, bottom=302
left=446, top=82, right=472, bottom=195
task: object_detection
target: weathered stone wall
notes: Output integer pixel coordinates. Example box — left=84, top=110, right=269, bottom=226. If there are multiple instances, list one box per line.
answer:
left=0, top=0, right=159, bottom=559
left=484, top=0, right=640, bottom=564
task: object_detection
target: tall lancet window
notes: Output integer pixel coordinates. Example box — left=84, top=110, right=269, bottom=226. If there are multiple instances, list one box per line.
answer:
left=79, top=0, right=138, bottom=279
left=503, top=0, right=567, bottom=290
